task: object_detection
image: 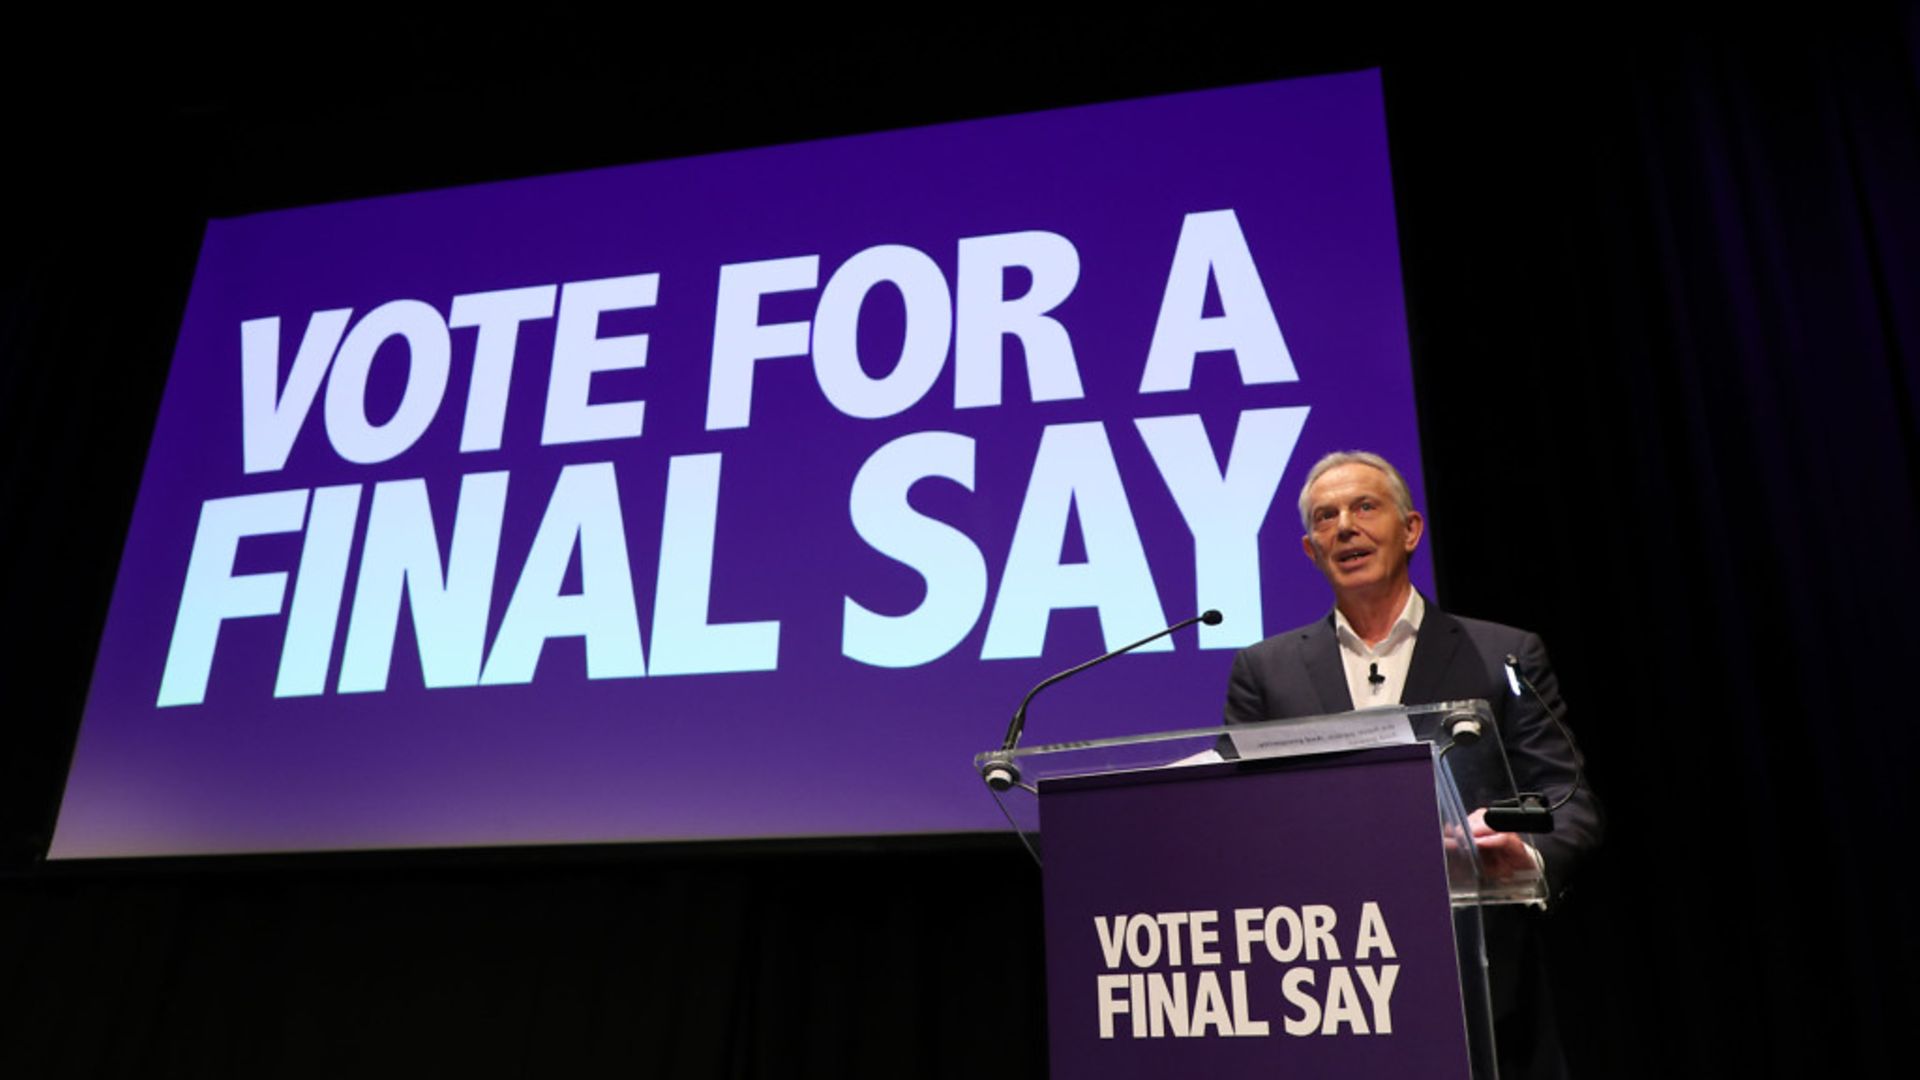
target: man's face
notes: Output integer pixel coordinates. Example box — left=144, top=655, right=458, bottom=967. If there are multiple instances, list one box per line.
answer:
left=1299, top=463, right=1423, bottom=596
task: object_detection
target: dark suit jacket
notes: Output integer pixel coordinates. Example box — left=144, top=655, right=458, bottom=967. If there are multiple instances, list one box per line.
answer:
left=1223, top=601, right=1601, bottom=890
left=1224, top=601, right=1602, bottom=1078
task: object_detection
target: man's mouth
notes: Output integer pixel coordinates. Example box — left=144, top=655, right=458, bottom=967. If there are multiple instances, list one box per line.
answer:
left=1335, top=548, right=1374, bottom=566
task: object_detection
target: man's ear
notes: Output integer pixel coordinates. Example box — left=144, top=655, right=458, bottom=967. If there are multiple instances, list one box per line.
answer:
left=1402, top=510, right=1424, bottom=552
left=1301, top=533, right=1319, bottom=561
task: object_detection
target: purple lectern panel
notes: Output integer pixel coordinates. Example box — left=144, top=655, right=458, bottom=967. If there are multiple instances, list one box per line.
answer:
left=1040, top=745, right=1471, bottom=1078
left=50, top=69, right=1426, bottom=857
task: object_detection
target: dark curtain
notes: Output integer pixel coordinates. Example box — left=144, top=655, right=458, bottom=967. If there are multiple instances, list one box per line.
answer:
left=3, top=9, right=1916, bottom=1077
left=1393, top=12, right=1920, bottom=1074
left=0, top=845, right=1046, bottom=1078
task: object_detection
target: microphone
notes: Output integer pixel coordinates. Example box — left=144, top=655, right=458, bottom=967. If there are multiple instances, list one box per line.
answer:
left=1367, top=662, right=1384, bottom=687
left=980, top=610, right=1223, bottom=791
left=1482, top=652, right=1589, bottom=834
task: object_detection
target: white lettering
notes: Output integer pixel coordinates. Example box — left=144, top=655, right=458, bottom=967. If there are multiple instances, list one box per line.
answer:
left=1355, top=901, right=1397, bottom=960
left=1124, top=912, right=1163, bottom=967
left=273, top=484, right=362, bottom=697
left=1320, top=967, right=1366, bottom=1035
left=1137, top=407, right=1309, bottom=647
left=338, top=473, right=508, bottom=692
left=449, top=284, right=557, bottom=453
left=1094, top=916, right=1129, bottom=969
left=813, top=244, right=951, bottom=419
left=842, top=432, right=987, bottom=668
left=648, top=454, right=781, bottom=676
left=980, top=422, right=1167, bottom=659
left=240, top=310, right=350, bottom=474
left=1190, top=971, right=1234, bottom=1036
left=325, top=299, right=452, bottom=464
left=1189, top=910, right=1221, bottom=965
left=1140, top=209, right=1295, bottom=393
left=157, top=489, right=309, bottom=706
left=542, top=273, right=657, bottom=445
left=1304, top=903, right=1341, bottom=961
left=954, top=230, right=1083, bottom=407
left=1096, top=974, right=1131, bottom=1040
left=1281, top=968, right=1320, bottom=1036
left=1146, top=972, right=1190, bottom=1038
left=482, top=462, right=647, bottom=684
left=1230, top=970, right=1270, bottom=1036
left=706, top=255, right=819, bottom=431
left=1358, top=964, right=1399, bottom=1034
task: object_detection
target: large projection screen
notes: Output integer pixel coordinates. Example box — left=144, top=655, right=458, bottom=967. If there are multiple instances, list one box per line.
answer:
left=50, top=69, right=1431, bottom=858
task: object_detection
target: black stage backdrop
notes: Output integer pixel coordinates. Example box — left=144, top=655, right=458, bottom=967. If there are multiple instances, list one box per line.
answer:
left=3, top=9, right=1916, bottom=1077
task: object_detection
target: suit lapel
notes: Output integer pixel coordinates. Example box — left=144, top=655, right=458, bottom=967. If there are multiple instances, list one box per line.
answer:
left=1403, top=601, right=1464, bottom=707
left=1300, top=615, right=1354, bottom=715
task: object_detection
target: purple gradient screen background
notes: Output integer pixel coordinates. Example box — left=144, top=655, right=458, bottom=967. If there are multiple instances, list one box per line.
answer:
left=49, top=70, right=1429, bottom=858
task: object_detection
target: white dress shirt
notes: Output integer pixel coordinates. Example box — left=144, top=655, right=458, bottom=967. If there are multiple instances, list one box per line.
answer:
left=1332, top=588, right=1424, bottom=709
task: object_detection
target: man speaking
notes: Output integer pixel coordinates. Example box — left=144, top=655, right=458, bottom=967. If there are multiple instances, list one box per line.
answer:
left=1224, top=450, right=1601, bottom=1079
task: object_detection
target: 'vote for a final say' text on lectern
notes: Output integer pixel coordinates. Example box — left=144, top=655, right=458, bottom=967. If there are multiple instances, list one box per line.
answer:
left=977, top=701, right=1548, bottom=1080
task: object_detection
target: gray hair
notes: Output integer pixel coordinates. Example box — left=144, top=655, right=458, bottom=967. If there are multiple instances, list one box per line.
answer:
left=1296, top=451, right=1416, bottom=530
